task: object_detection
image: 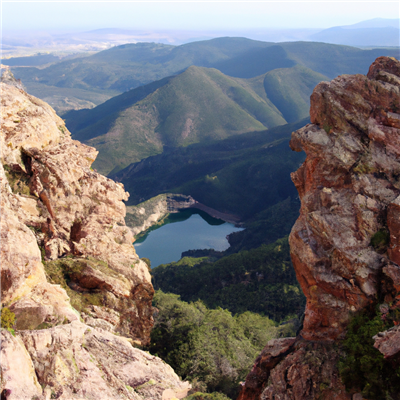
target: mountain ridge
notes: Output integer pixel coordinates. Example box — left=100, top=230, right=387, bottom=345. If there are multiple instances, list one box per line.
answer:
left=66, top=65, right=322, bottom=175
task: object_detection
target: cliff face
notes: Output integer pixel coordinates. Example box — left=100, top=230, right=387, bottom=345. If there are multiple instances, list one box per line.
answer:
left=238, top=57, right=400, bottom=399
left=0, top=76, right=189, bottom=399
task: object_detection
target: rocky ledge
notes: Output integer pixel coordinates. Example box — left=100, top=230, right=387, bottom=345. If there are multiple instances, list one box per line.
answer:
left=0, top=73, right=189, bottom=399
left=238, top=57, right=400, bottom=399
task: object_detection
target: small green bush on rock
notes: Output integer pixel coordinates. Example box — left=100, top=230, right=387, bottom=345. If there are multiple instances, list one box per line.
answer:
left=338, top=311, right=400, bottom=399
left=370, top=229, right=390, bottom=254
left=1, top=307, right=16, bottom=332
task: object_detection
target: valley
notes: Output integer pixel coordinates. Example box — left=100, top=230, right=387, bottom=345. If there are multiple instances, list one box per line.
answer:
left=1, top=27, right=400, bottom=400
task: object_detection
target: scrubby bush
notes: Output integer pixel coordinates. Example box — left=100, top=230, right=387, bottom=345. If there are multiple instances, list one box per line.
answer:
left=338, top=310, right=400, bottom=399
left=149, top=291, right=293, bottom=399
left=1, top=307, right=16, bottom=332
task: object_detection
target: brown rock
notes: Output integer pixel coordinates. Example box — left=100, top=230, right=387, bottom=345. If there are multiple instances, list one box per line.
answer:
left=238, top=339, right=351, bottom=400
left=1, top=81, right=153, bottom=345
left=373, top=325, right=400, bottom=358
left=239, top=56, right=400, bottom=399
left=19, top=321, right=191, bottom=400
left=0, top=329, right=42, bottom=400
left=1, top=81, right=189, bottom=398
left=291, top=56, right=400, bottom=340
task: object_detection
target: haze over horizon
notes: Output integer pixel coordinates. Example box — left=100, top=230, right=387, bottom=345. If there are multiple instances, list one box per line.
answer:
left=2, top=1, right=399, bottom=33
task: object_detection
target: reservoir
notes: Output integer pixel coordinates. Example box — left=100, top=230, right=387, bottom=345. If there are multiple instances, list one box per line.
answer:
left=134, top=209, right=244, bottom=268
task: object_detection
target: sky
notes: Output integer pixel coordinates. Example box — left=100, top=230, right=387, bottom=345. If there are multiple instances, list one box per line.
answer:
left=2, top=1, right=399, bottom=33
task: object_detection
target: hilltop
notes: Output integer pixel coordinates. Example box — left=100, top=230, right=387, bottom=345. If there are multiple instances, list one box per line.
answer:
left=10, top=38, right=399, bottom=113
left=65, top=66, right=323, bottom=175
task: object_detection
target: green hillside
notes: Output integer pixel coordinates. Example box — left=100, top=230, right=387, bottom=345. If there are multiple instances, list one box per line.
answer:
left=280, top=41, right=399, bottom=78
left=11, top=38, right=275, bottom=109
left=113, top=119, right=307, bottom=219
left=262, top=64, right=329, bottom=122
left=11, top=38, right=397, bottom=114
left=67, top=66, right=290, bottom=175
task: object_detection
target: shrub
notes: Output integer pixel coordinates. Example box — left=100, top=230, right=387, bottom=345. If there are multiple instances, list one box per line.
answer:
left=1, top=307, right=16, bottom=331
left=370, top=229, right=390, bottom=254
left=149, top=291, right=284, bottom=399
left=338, top=310, right=400, bottom=399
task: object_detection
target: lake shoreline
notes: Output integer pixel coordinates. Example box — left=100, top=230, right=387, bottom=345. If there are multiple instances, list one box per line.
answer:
left=188, top=202, right=242, bottom=225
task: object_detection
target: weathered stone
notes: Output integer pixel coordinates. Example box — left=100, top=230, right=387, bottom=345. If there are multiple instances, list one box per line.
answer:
left=238, top=339, right=350, bottom=400
left=0, top=329, right=42, bottom=400
left=19, top=321, right=191, bottom=400
left=1, top=80, right=153, bottom=345
left=0, top=81, right=188, bottom=399
left=238, top=56, right=400, bottom=399
left=291, top=56, right=400, bottom=341
left=374, top=325, right=400, bottom=359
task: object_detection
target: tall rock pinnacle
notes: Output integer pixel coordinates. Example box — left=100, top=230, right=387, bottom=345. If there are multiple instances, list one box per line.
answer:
left=238, top=56, right=400, bottom=400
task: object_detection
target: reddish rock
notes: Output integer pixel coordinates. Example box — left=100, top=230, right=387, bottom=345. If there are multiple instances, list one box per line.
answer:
left=374, top=325, right=400, bottom=358
left=238, top=338, right=351, bottom=400
left=238, top=57, right=400, bottom=399
left=291, top=56, right=400, bottom=341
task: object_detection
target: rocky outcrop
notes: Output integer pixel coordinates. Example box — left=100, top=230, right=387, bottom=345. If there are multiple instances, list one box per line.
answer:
left=238, top=56, right=400, bottom=399
left=126, top=193, right=195, bottom=237
left=0, top=75, right=189, bottom=398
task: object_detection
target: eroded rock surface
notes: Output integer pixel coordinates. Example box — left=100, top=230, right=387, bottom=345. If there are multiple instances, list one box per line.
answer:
left=126, top=193, right=195, bottom=237
left=238, top=57, right=400, bottom=399
left=0, top=75, right=188, bottom=399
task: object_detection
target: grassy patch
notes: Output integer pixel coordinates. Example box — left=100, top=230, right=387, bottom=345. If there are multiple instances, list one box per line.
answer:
left=3, top=165, right=31, bottom=196
left=44, top=257, right=116, bottom=313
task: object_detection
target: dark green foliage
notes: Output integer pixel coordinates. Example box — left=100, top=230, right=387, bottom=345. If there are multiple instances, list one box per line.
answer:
left=152, top=237, right=305, bottom=322
left=370, top=229, right=390, bottom=254
left=1, top=307, right=16, bottom=331
left=150, top=291, right=284, bottom=398
left=116, top=119, right=307, bottom=219
left=338, top=311, right=400, bottom=399
left=226, top=197, right=301, bottom=252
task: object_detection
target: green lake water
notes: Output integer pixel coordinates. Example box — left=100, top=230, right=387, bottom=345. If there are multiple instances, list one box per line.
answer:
left=134, top=209, right=243, bottom=268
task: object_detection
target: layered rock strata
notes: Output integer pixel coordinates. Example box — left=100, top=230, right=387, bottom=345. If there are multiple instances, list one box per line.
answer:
left=238, top=56, right=400, bottom=399
left=0, top=75, right=189, bottom=399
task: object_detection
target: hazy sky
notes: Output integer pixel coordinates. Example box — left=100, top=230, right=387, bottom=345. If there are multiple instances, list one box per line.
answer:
left=2, top=1, right=399, bottom=33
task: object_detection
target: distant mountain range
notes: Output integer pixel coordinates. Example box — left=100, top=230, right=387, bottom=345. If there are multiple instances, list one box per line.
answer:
left=9, top=35, right=399, bottom=114
left=310, top=18, right=399, bottom=47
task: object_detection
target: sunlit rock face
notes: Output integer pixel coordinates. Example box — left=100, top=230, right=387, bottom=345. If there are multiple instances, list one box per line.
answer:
left=290, top=56, right=400, bottom=341
left=238, top=57, right=400, bottom=399
left=0, top=74, right=189, bottom=399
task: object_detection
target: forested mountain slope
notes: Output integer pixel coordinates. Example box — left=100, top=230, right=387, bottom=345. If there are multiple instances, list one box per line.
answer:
left=11, top=38, right=399, bottom=113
